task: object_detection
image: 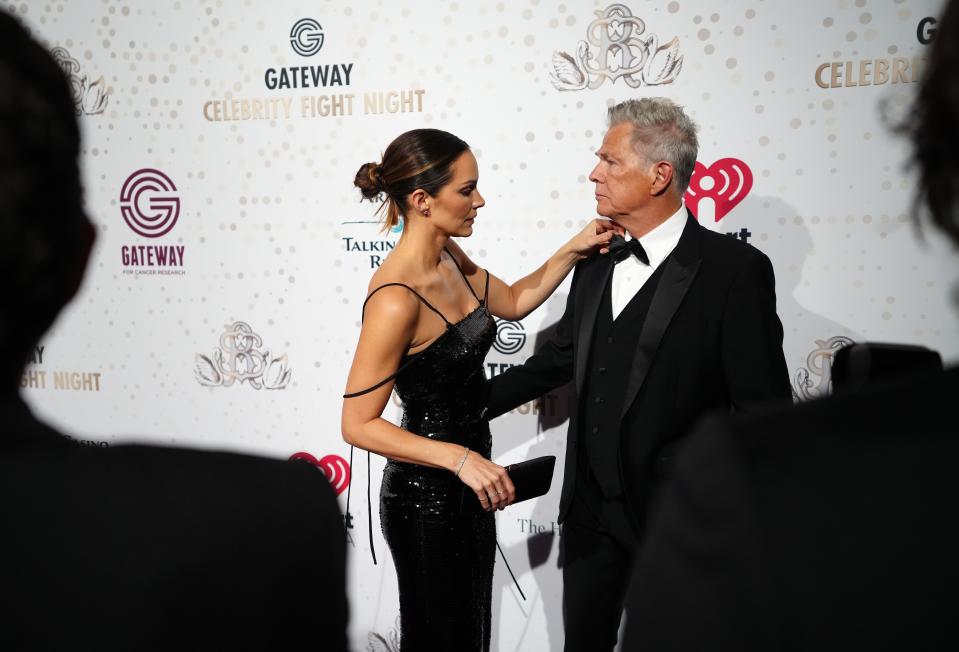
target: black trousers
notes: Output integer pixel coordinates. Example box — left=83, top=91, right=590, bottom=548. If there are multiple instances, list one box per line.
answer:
left=562, top=462, right=640, bottom=652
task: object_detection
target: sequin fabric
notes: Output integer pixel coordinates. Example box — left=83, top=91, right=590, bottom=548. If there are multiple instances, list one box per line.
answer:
left=381, top=303, right=496, bottom=652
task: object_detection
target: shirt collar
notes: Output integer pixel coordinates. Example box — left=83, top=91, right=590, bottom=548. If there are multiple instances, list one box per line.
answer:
left=627, top=203, right=687, bottom=268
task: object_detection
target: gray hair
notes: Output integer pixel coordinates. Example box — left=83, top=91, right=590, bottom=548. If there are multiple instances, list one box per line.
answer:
left=607, top=97, right=699, bottom=195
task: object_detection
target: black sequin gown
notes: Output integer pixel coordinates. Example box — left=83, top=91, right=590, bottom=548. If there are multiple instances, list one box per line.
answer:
left=355, top=260, right=496, bottom=652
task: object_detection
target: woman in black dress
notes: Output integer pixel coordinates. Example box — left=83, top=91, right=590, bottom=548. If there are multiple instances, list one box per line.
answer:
left=341, top=129, right=617, bottom=651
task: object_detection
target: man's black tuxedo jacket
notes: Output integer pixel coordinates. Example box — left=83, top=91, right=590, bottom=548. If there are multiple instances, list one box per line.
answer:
left=623, top=366, right=959, bottom=651
left=0, top=396, right=348, bottom=651
left=486, top=213, right=792, bottom=527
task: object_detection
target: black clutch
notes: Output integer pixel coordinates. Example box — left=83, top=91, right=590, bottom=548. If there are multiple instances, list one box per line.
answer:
left=505, top=455, right=556, bottom=504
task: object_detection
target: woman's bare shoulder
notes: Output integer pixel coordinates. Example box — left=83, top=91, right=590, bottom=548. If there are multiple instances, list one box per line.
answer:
left=363, top=262, right=421, bottom=321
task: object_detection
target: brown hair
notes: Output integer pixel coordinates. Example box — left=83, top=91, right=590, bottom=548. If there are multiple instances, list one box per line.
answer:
left=895, top=0, right=959, bottom=245
left=354, top=128, right=470, bottom=232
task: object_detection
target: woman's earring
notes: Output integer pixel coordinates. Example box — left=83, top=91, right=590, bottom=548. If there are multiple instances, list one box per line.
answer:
left=424, top=206, right=431, bottom=217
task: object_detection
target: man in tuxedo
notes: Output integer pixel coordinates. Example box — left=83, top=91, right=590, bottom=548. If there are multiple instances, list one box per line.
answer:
left=486, top=97, right=792, bottom=650
left=0, top=11, right=347, bottom=650
left=623, top=2, right=959, bottom=649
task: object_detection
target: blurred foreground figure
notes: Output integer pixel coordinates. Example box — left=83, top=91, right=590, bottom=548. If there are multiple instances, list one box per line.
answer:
left=622, top=2, right=959, bottom=650
left=0, top=11, right=347, bottom=650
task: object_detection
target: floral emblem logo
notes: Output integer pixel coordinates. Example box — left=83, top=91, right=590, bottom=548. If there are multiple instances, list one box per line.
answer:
left=549, top=4, right=683, bottom=91
left=195, top=322, right=291, bottom=390
left=367, top=615, right=400, bottom=652
left=50, top=47, right=110, bottom=115
left=792, top=335, right=856, bottom=401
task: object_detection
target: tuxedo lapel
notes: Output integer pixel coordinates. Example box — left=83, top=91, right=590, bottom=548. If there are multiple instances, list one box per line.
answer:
left=575, top=257, right=614, bottom=393
left=620, top=213, right=703, bottom=418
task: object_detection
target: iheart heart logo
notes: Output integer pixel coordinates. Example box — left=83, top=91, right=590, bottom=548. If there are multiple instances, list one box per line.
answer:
left=684, top=158, right=753, bottom=222
left=289, top=452, right=351, bottom=496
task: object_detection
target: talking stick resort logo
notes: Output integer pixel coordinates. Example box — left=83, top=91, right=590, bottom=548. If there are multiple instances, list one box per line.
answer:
left=202, top=17, right=425, bottom=123
left=550, top=4, right=682, bottom=91
left=341, top=216, right=404, bottom=269
left=120, top=168, right=186, bottom=276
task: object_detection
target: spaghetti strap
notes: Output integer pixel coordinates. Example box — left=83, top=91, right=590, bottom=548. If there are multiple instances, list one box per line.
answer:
left=483, top=269, right=490, bottom=305
left=342, top=366, right=413, bottom=398
left=361, top=282, right=450, bottom=325
left=444, top=247, right=481, bottom=303
left=346, top=283, right=451, bottom=399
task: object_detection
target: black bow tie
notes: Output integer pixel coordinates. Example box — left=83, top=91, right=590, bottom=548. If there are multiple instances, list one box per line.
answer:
left=608, top=234, right=649, bottom=265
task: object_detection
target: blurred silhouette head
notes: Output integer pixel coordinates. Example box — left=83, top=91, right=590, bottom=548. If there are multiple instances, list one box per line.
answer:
left=900, top=0, right=959, bottom=245
left=0, top=10, right=94, bottom=393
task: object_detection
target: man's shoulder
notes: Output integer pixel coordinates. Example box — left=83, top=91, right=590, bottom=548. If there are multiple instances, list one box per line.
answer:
left=678, top=226, right=773, bottom=294
left=698, top=225, right=768, bottom=266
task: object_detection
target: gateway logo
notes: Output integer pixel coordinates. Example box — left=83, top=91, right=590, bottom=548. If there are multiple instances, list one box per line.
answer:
left=290, top=18, right=324, bottom=56
left=120, top=169, right=180, bottom=238
left=119, top=168, right=186, bottom=275
left=493, top=319, right=526, bottom=355
left=265, top=18, right=351, bottom=90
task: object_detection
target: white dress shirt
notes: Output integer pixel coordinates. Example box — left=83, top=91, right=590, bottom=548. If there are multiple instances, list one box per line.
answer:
left=610, top=203, right=688, bottom=320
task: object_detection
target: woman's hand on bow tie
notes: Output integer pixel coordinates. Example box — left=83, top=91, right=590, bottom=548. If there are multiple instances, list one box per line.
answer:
left=565, top=219, right=626, bottom=259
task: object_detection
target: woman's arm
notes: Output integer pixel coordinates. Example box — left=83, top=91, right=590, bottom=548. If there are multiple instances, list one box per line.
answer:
left=341, top=286, right=515, bottom=509
left=341, top=286, right=462, bottom=467
left=447, top=219, right=620, bottom=321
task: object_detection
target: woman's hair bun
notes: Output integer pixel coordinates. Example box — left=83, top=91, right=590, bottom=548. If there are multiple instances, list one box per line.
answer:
left=354, top=162, right=383, bottom=200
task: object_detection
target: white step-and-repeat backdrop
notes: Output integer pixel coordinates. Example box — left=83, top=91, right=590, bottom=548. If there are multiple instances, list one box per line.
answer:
left=10, top=0, right=954, bottom=649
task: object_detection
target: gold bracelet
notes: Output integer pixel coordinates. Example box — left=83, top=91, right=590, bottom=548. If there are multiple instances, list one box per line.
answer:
left=454, top=447, right=470, bottom=477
